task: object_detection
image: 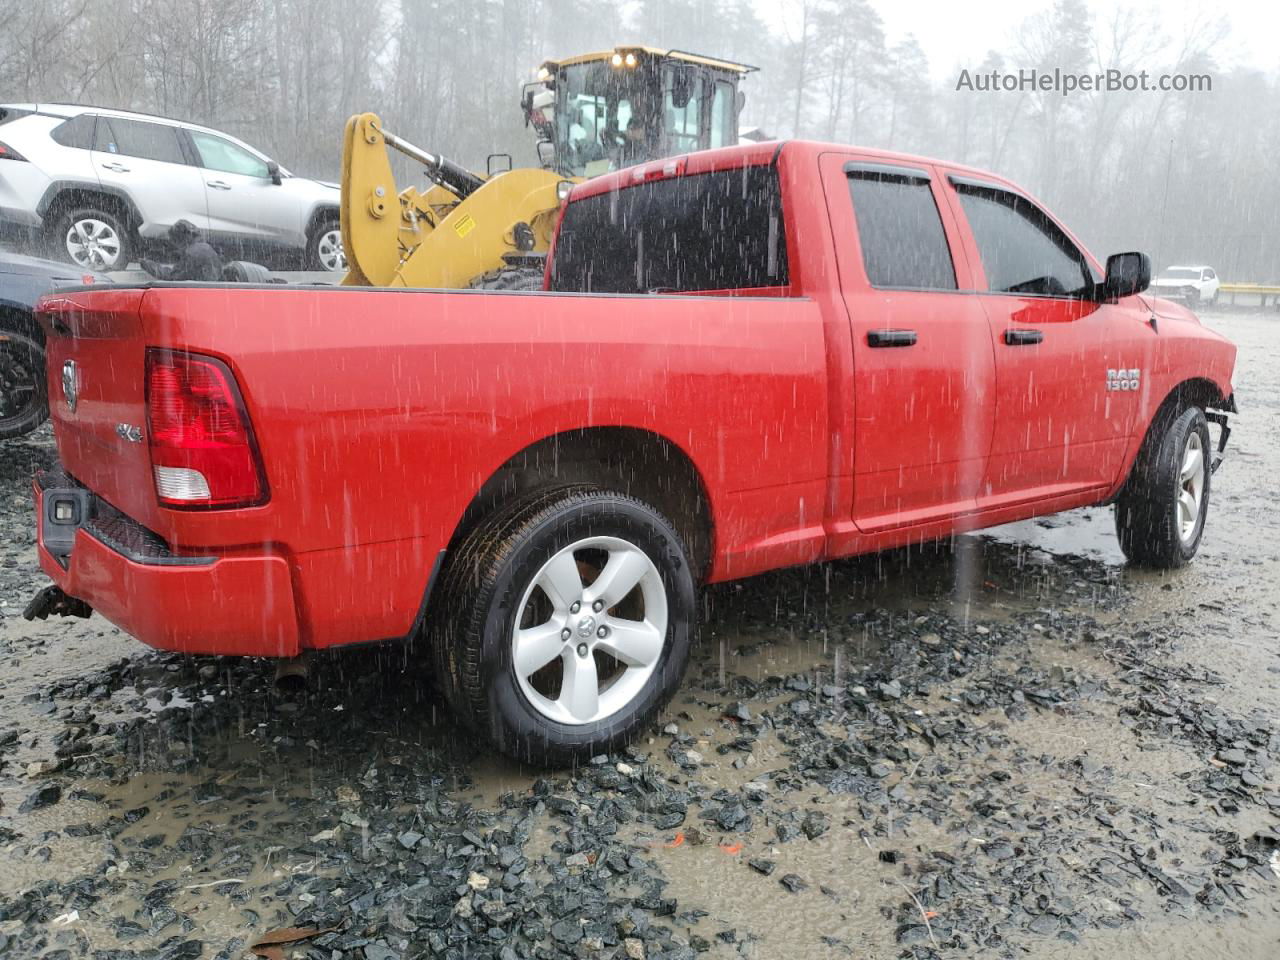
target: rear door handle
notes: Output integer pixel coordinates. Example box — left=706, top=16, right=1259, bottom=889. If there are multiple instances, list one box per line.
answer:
left=1003, top=328, right=1044, bottom=346
left=207, top=180, right=232, bottom=190
left=100, top=162, right=129, bottom=173
left=867, top=329, right=917, bottom=348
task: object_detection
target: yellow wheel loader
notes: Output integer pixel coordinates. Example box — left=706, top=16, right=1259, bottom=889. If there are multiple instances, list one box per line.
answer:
left=340, top=47, right=756, bottom=290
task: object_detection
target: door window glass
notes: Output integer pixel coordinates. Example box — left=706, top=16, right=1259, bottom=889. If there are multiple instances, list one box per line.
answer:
left=190, top=131, right=270, bottom=178
left=847, top=169, right=956, bottom=290
left=663, top=67, right=702, bottom=154
left=710, top=81, right=735, bottom=148
left=96, top=118, right=186, bottom=164
left=955, top=183, right=1091, bottom=297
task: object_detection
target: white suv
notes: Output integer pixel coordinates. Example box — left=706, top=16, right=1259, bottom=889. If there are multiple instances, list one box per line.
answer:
left=1150, top=264, right=1220, bottom=305
left=0, top=104, right=344, bottom=272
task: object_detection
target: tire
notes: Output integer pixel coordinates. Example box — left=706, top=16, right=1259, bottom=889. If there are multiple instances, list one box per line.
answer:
left=48, top=204, right=132, bottom=270
left=305, top=216, right=345, bottom=272
left=1115, top=406, right=1211, bottom=568
left=469, top=265, right=545, bottom=291
left=430, top=485, right=696, bottom=766
left=0, top=327, right=48, bottom=440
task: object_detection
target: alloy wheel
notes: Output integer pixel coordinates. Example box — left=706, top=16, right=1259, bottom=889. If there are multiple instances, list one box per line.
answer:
left=65, top=218, right=122, bottom=269
left=512, top=536, right=667, bottom=725
left=317, top=229, right=346, bottom=272
left=1177, top=429, right=1206, bottom=544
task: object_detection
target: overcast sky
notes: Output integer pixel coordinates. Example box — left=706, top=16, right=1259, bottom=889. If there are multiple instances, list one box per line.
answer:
left=762, top=0, right=1280, bottom=83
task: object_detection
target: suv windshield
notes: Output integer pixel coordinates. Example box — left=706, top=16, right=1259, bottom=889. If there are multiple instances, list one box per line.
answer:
left=1162, top=268, right=1201, bottom=279
left=549, top=165, right=787, bottom=294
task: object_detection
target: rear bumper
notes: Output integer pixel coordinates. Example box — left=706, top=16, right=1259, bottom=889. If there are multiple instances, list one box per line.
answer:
left=33, top=469, right=300, bottom=657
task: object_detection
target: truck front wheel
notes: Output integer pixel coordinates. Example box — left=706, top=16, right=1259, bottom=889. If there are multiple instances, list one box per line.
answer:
left=1115, top=406, right=1211, bottom=568
left=431, top=486, right=695, bottom=766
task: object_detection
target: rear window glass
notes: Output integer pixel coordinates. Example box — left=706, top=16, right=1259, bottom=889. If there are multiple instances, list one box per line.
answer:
left=550, top=166, right=788, bottom=294
left=847, top=170, right=956, bottom=290
left=0, top=107, right=34, bottom=126
left=51, top=114, right=95, bottom=149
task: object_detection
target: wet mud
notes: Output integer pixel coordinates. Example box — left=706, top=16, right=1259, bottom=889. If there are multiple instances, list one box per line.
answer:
left=1, top=309, right=1276, bottom=959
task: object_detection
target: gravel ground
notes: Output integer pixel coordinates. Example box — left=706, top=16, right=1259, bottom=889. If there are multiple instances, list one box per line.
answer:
left=0, top=309, right=1277, bottom=960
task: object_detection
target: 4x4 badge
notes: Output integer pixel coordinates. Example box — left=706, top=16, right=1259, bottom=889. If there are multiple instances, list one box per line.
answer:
left=61, top=360, right=79, bottom=412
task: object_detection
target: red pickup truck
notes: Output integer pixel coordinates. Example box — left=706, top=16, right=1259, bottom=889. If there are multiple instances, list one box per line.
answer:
left=27, top=140, right=1235, bottom=763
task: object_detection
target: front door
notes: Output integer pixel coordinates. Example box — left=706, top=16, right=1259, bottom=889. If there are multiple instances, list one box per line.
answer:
left=942, top=175, right=1153, bottom=507
left=186, top=130, right=304, bottom=252
left=820, top=153, right=996, bottom=533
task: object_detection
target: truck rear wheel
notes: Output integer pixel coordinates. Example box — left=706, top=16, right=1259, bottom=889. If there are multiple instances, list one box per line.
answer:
left=431, top=486, right=695, bottom=766
left=1115, top=406, right=1211, bottom=568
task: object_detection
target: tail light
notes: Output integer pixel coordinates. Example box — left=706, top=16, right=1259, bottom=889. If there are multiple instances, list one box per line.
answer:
left=0, top=140, right=27, bottom=161
left=145, top=348, right=267, bottom=508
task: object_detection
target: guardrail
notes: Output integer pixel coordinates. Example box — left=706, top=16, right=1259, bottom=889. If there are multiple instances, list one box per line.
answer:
left=1217, top=283, right=1280, bottom=309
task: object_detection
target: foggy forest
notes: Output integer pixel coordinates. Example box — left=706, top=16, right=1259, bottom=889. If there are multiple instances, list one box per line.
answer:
left=2, top=0, right=1277, bottom=279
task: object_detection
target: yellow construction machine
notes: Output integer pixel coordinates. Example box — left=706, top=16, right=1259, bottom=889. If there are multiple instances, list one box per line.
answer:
left=340, top=47, right=756, bottom=290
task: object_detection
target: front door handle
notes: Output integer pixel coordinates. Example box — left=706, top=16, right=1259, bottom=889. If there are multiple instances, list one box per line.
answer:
left=867, top=329, right=917, bottom=348
left=101, top=162, right=129, bottom=173
left=207, top=180, right=232, bottom=190
left=1003, top=328, right=1044, bottom=346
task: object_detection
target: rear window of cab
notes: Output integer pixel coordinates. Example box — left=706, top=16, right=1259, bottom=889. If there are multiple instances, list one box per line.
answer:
left=550, top=165, right=788, bottom=294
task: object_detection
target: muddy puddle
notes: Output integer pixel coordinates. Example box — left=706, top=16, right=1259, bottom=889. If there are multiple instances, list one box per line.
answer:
left=2, top=309, right=1278, bottom=959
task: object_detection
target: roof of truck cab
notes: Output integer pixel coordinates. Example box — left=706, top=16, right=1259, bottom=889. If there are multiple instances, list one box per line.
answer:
left=567, top=140, right=1026, bottom=203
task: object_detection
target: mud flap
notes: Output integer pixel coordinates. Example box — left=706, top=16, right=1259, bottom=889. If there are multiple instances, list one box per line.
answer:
left=1205, top=411, right=1231, bottom=474
left=22, top=585, right=93, bottom=621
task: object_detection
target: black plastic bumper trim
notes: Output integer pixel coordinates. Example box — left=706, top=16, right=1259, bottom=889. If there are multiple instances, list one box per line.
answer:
left=35, top=468, right=216, bottom=567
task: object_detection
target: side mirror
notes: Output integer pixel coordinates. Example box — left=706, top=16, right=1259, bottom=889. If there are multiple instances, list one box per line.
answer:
left=266, top=160, right=282, bottom=185
left=1101, top=251, right=1150, bottom=300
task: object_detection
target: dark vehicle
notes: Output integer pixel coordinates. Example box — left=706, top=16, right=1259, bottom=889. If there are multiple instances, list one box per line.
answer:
left=0, top=250, right=106, bottom=438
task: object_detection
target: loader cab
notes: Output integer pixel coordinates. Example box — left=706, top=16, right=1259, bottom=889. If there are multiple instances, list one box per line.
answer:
left=526, top=47, right=755, bottom=179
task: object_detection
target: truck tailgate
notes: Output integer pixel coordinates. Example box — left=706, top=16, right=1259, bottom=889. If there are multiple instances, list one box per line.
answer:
left=38, top=288, right=160, bottom=530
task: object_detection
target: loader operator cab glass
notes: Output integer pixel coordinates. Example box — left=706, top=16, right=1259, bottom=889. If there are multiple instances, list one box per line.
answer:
left=552, top=58, right=738, bottom=178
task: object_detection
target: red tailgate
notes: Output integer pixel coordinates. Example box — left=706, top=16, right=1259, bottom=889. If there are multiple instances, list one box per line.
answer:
left=38, top=288, right=161, bottom=528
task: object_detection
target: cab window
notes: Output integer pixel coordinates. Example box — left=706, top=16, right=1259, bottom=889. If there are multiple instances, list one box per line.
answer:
left=954, top=182, right=1091, bottom=297
left=550, top=166, right=788, bottom=294
left=190, top=131, right=270, bottom=178
left=663, top=68, right=702, bottom=155
left=710, top=81, right=735, bottom=149
left=847, top=167, right=956, bottom=290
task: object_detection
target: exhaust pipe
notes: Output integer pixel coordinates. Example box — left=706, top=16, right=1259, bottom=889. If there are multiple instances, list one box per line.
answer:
left=273, top=654, right=309, bottom=692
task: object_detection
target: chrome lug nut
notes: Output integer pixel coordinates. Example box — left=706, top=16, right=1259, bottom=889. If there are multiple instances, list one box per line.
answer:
left=592, top=599, right=605, bottom=612
left=561, top=628, right=572, bottom=641
left=570, top=600, right=581, bottom=614
left=576, top=642, right=589, bottom=658
left=597, top=625, right=609, bottom=639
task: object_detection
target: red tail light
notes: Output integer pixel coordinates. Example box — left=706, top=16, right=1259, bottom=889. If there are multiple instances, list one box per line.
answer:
left=0, top=140, right=27, bottom=161
left=145, top=348, right=267, bottom=508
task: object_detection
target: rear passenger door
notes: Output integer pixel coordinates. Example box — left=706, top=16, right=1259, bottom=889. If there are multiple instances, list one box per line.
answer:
left=944, top=176, right=1151, bottom=505
left=820, top=154, right=996, bottom=533
left=90, top=116, right=209, bottom=234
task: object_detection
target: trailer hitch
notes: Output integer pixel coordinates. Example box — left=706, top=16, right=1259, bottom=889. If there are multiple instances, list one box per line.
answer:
left=23, top=585, right=93, bottom=621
